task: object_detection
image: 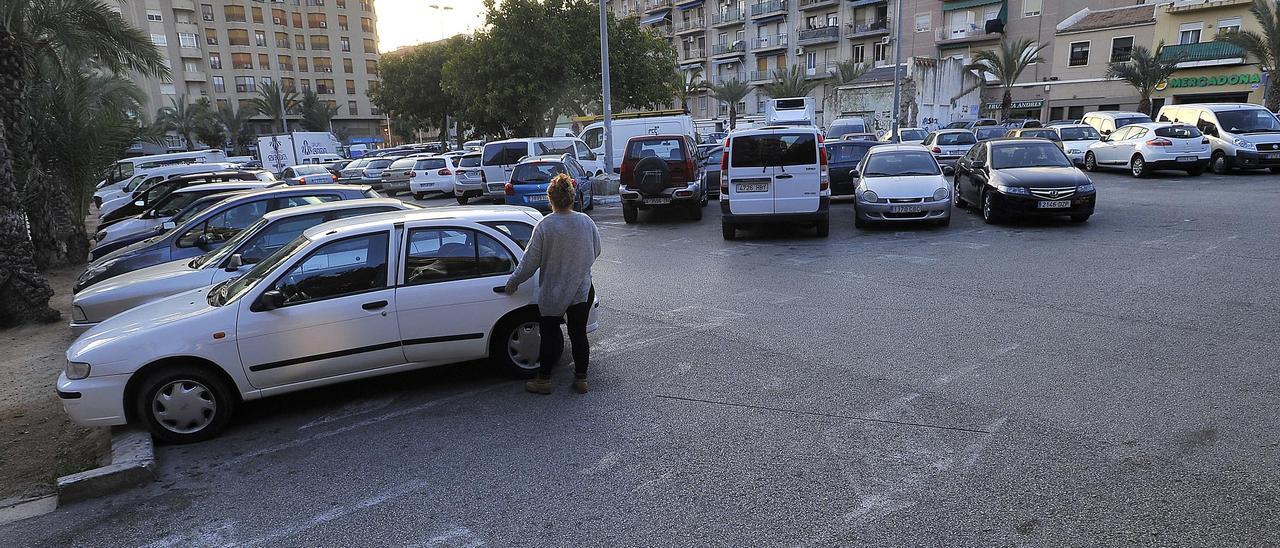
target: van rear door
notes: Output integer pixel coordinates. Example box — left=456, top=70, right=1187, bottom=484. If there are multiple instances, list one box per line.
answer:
left=727, top=130, right=821, bottom=215
left=726, top=133, right=776, bottom=215
left=481, top=142, right=529, bottom=185
left=768, top=132, right=821, bottom=214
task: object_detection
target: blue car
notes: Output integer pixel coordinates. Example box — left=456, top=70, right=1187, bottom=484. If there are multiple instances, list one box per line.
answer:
left=504, top=154, right=595, bottom=212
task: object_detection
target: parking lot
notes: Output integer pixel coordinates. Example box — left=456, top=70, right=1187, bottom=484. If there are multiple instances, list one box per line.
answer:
left=7, top=168, right=1280, bottom=546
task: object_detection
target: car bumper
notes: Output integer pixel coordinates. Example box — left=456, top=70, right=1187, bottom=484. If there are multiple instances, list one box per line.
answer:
left=857, top=199, right=951, bottom=221
left=382, top=179, right=410, bottom=192
left=1232, top=150, right=1280, bottom=168
left=991, top=191, right=1096, bottom=217
left=454, top=181, right=485, bottom=198
left=485, top=183, right=507, bottom=201
left=1145, top=157, right=1209, bottom=171
left=722, top=197, right=830, bottom=225
left=1064, top=151, right=1087, bottom=165
left=57, top=372, right=130, bottom=427
left=409, top=181, right=454, bottom=193
left=932, top=156, right=962, bottom=166
left=506, top=195, right=552, bottom=211
left=620, top=186, right=700, bottom=207
left=69, top=320, right=99, bottom=335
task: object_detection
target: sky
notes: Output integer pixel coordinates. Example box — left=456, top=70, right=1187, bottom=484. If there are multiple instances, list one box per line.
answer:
left=376, top=0, right=488, bottom=52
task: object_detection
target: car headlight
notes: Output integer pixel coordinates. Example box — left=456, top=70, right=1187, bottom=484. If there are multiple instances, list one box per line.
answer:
left=860, top=189, right=880, bottom=203
left=65, top=361, right=91, bottom=380
left=1232, top=138, right=1256, bottom=150
left=94, top=230, right=106, bottom=241
left=1077, top=183, right=1095, bottom=193
left=994, top=184, right=1030, bottom=196
left=932, top=187, right=949, bottom=201
left=83, top=258, right=117, bottom=279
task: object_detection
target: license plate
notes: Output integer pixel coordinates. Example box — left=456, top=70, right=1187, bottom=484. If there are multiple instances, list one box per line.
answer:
left=1037, top=200, right=1071, bottom=209
left=1177, top=156, right=1198, bottom=162
left=643, top=197, right=672, bottom=205
left=737, top=183, right=768, bottom=193
left=527, top=195, right=548, bottom=203
left=890, top=205, right=923, bottom=213
left=1265, top=153, right=1280, bottom=159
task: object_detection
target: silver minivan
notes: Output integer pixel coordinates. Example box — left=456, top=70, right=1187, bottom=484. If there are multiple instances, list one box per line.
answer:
left=720, top=126, right=830, bottom=240
left=1156, top=103, right=1280, bottom=173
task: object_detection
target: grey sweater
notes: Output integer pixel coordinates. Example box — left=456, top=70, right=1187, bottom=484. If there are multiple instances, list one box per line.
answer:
left=506, top=211, right=601, bottom=317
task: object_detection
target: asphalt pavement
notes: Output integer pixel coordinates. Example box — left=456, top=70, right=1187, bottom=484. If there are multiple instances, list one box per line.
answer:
left=5, top=169, right=1280, bottom=547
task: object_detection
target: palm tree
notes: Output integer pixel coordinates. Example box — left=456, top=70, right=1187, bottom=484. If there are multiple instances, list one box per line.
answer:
left=252, top=81, right=300, bottom=133
left=156, top=95, right=209, bottom=151
left=299, top=90, right=338, bottom=132
left=0, top=121, right=58, bottom=326
left=758, top=65, right=825, bottom=99
left=675, top=69, right=707, bottom=113
left=1104, top=44, right=1183, bottom=116
left=215, top=105, right=255, bottom=155
left=707, top=78, right=752, bottom=130
left=966, top=38, right=1047, bottom=121
left=1217, top=0, right=1280, bottom=111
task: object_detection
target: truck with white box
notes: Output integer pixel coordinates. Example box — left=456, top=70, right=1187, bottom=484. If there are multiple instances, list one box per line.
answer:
left=257, top=132, right=342, bottom=173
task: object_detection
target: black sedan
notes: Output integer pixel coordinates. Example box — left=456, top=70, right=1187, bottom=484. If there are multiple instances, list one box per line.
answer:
left=952, top=138, right=1096, bottom=224
left=825, top=140, right=879, bottom=196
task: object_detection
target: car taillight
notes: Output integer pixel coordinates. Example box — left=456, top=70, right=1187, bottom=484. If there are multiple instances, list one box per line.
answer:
left=1146, top=138, right=1173, bottom=147
left=504, top=182, right=514, bottom=196
left=437, top=169, right=452, bottom=176
left=291, top=177, right=305, bottom=185
left=720, top=148, right=728, bottom=171
left=931, top=146, right=942, bottom=153
left=686, top=156, right=695, bottom=178
left=569, top=178, right=577, bottom=188
left=619, top=160, right=632, bottom=188
left=407, top=171, right=417, bottom=177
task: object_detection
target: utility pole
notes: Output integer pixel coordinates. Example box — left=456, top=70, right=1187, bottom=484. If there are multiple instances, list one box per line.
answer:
left=890, top=0, right=904, bottom=141
left=599, top=0, right=614, bottom=175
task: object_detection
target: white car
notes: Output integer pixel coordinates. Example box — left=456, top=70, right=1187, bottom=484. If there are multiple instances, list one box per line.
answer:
left=1053, top=124, right=1103, bottom=166
left=1084, top=122, right=1210, bottom=178
left=383, top=156, right=458, bottom=199
left=879, top=128, right=928, bottom=146
left=852, top=145, right=952, bottom=228
left=720, top=126, right=830, bottom=240
left=98, top=163, right=238, bottom=218
left=60, top=207, right=599, bottom=443
left=73, top=198, right=415, bottom=332
left=280, top=164, right=336, bottom=185
left=94, top=181, right=273, bottom=248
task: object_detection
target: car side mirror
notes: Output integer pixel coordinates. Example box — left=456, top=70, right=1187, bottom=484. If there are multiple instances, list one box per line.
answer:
left=256, top=289, right=285, bottom=311
left=161, top=221, right=176, bottom=230
left=943, top=165, right=955, bottom=176
left=970, top=160, right=986, bottom=169
left=224, top=253, right=243, bottom=272
left=848, top=168, right=860, bottom=178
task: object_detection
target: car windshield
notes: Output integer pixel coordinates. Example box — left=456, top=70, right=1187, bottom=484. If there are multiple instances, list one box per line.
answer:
left=730, top=133, right=817, bottom=168
left=975, top=128, right=1006, bottom=140
left=1217, top=109, right=1280, bottom=133
left=1115, top=116, right=1152, bottom=128
left=458, top=155, right=481, bottom=168
left=1059, top=127, right=1101, bottom=141
left=863, top=151, right=940, bottom=177
left=937, top=132, right=977, bottom=145
left=1021, top=130, right=1060, bottom=140
left=628, top=139, right=685, bottom=161
left=345, top=159, right=369, bottom=170
left=122, top=174, right=150, bottom=192
left=192, top=216, right=269, bottom=268
left=825, top=143, right=873, bottom=164
left=991, top=142, right=1073, bottom=169
left=1154, top=125, right=1202, bottom=139
left=511, top=163, right=564, bottom=185
left=366, top=159, right=393, bottom=169
left=209, top=234, right=309, bottom=306
left=899, top=129, right=927, bottom=141
left=153, top=191, right=209, bottom=217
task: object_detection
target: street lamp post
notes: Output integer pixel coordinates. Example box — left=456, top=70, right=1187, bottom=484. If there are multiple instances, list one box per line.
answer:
left=599, top=0, right=614, bottom=176
left=890, top=0, right=904, bottom=141
left=428, top=3, right=455, bottom=145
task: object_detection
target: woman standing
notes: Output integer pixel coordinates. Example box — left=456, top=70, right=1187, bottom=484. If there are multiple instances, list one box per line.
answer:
left=505, top=173, right=601, bottom=394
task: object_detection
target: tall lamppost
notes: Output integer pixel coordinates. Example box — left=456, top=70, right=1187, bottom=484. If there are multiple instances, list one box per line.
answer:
left=599, top=0, right=614, bottom=175
left=428, top=3, right=455, bottom=145
left=890, top=0, right=904, bottom=141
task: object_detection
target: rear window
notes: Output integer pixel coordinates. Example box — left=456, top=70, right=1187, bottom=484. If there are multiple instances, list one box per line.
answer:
left=533, top=140, right=574, bottom=156
left=458, top=154, right=481, bottom=168
left=389, top=159, right=416, bottom=169
left=730, top=133, right=818, bottom=168
left=900, top=129, right=927, bottom=141
left=825, top=143, right=873, bottom=163
left=627, top=138, right=686, bottom=161
left=1115, top=116, right=1152, bottom=128
left=937, top=132, right=977, bottom=145
left=827, top=120, right=866, bottom=138
left=511, top=162, right=565, bottom=185
left=1154, top=125, right=1202, bottom=139
left=1059, top=127, right=1101, bottom=141
left=296, top=165, right=328, bottom=174
left=414, top=158, right=447, bottom=170
left=1021, top=130, right=1059, bottom=140
left=482, top=143, right=528, bottom=166
left=366, top=159, right=393, bottom=169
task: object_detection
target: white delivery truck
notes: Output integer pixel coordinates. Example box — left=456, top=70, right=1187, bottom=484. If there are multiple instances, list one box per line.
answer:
left=257, top=132, right=342, bottom=173
left=579, top=112, right=697, bottom=172
left=764, top=97, right=816, bottom=127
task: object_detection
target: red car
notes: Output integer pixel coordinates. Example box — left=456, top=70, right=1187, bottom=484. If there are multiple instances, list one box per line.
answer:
left=618, top=134, right=706, bottom=224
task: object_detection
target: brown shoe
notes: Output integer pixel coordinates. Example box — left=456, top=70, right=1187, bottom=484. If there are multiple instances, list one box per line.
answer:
left=525, top=376, right=552, bottom=395
left=572, top=377, right=588, bottom=394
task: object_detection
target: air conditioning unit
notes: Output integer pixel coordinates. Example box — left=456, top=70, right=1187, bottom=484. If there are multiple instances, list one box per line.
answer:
left=273, top=17, right=283, bottom=24
left=795, top=46, right=804, bottom=55
left=319, top=21, right=327, bottom=28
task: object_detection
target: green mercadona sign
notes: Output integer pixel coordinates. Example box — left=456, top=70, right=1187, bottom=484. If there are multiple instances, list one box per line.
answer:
left=1166, top=73, right=1261, bottom=89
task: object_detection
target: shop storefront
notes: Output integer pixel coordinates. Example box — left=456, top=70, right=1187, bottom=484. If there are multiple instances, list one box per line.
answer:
left=1153, top=67, right=1267, bottom=109
left=983, top=99, right=1045, bottom=121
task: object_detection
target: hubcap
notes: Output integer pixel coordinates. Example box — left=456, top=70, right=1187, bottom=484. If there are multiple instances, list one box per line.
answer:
left=983, top=193, right=991, bottom=219
left=1133, top=159, right=1142, bottom=176
left=152, top=380, right=216, bottom=434
left=507, top=321, right=543, bottom=370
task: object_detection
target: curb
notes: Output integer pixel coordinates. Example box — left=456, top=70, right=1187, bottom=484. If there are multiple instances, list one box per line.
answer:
left=592, top=195, right=622, bottom=206
left=55, top=428, right=155, bottom=504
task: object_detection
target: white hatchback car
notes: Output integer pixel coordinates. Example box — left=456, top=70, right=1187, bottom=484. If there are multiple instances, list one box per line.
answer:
left=852, top=145, right=952, bottom=228
left=60, top=207, right=598, bottom=442
left=1084, top=122, right=1210, bottom=177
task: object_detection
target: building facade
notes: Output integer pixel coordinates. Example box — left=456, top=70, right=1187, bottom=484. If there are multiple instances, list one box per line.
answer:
left=111, top=0, right=386, bottom=151
left=1150, top=0, right=1267, bottom=110
left=1047, top=4, right=1157, bottom=121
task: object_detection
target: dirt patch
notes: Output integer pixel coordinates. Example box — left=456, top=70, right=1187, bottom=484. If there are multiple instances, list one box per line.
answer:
left=0, top=264, right=110, bottom=503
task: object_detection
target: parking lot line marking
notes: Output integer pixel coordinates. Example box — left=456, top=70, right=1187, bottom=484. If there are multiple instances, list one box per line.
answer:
left=410, top=527, right=484, bottom=548
left=297, top=396, right=395, bottom=430
left=237, top=479, right=433, bottom=547
left=654, top=394, right=992, bottom=434
left=580, top=451, right=621, bottom=475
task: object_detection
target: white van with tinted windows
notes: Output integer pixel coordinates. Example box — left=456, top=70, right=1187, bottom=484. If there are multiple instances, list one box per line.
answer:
left=720, top=126, right=830, bottom=240
left=480, top=137, right=604, bottom=191
left=1156, top=103, right=1280, bottom=173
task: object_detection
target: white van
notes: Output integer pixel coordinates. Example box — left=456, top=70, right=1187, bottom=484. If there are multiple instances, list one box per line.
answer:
left=96, top=150, right=228, bottom=193
left=480, top=137, right=604, bottom=186
left=580, top=114, right=697, bottom=172
left=97, top=162, right=238, bottom=216
left=1156, top=103, right=1280, bottom=173
left=720, top=126, right=830, bottom=240
left=1079, top=111, right=1152, bottom=138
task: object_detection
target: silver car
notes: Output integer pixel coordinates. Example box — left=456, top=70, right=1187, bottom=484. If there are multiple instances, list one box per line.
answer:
left=922, top=129, right=978, bottom=167
left=453, top=152, right=486, bottom=204
left=852, top=145, right=953, bottom=228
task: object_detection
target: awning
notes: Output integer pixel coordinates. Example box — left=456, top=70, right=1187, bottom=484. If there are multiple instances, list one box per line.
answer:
left=712, top=57, right=741, bottom=66
left=942, top=0, right=1003, bottom=12
left=640, top=10, right=670, bottom=25
left=676, top=0, right=703, bottom=10
left=680, top=61, right=705, bottom=70
left=847, top=0, right=886, bottom=7
left=755, top=14, right=786, bottom=24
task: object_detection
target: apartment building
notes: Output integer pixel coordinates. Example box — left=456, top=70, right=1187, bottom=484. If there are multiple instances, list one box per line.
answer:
left=612, top=0, right=1134, bottom=126
left=1047, top=4, right=1157, bottom=121
left=111, top=0, right=386, bottom=150
left=1150, top=0, right=1266, bottom=110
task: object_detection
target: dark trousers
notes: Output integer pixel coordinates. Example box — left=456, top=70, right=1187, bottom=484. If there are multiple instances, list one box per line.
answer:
left=539, top=288, right=593, bottom=378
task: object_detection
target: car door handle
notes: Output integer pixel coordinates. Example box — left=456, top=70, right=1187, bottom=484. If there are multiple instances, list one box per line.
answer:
left=492, top=286, right=507, bottom=293
left=362, top=300, right=388, bottom=310
left=775, top=174, right=793, bottom=180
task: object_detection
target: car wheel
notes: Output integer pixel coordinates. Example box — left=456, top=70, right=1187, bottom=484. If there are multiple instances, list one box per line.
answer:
left=1084, top=152, right=1098, bottom=172
left=952, top=177, right=967, bottom=208
left=490, top=314, right=560, bottom=377
left=853, top=204, right=869, bottom=229
left=413, top=192, right=428, bottom=200
left=623, top=204, right=638, bottom=224
left=689, top=201, right=703, bottom=221
left=1070, top=214, right=1091, bottom=223
left=135, top=365, right=237, bottom=444
left=936, top=214, right=951, bottom=227
left=455, top=195, right=468, bottom=205
left=1130, top=155, right=1149, bottom=178
left=721, top=222, right=736, bottom=240
left=815, top=217, right=829, bottom=238
left=981, top=189, right=1000, bottom=225
left=1210, top=152, right=1230, bottom=174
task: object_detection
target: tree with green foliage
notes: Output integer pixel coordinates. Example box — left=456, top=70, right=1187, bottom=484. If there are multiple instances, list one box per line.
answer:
left=1217, top=0, right=1280, bottom=111
left=674, top=69, right=707, bottom=113
left=759, top=65, right=824, bottom=99
left=253, top=81, right=300, bottom=133
left=372, top=35, right=466, bottom=143
left=299, top=90, right=339, bottom=132
left=156, top=95, right=209, bottom=150
left=966, top=38, right=1047, bottom=121
left=215, top=105, right=255, bottom=155
left=707, top=79, right=752, bottom=130
left=1104, top=44, right=1182, bottom=116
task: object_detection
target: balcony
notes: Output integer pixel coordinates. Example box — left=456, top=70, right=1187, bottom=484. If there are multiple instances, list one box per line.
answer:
left=183, top=71, right=207, bottom=82
left=846, top=0, right=887, bottom=6
left=845, top=18, right=889, bottom=39
left=681, top=48, right=705, bottom=60
left=172, top=0, right=196, bottom=11
left=1158, top=41, right=1247, bottom=67
left=1166, top=0, right=1253, bottom=13
left=805, top=63, right=837, bottom=79
left=645, top=0, right=672, bottom=12
left=797, top=25, right=840, bottom=45
left=178, top=47, right=203, bottom=59
left=751, top=0, right=787, bottom=18
left=798, top=0, right=837, bottom=10
left=748, top=70, right=773, bottom=82
left=712, top=10, right=744, bottom=27
left=935, top=26, right=1002, bottom=46
left=751, top=34, right=789, bottom=52
left=713, top=72, right=746, bottom=84
left=712, top=41, right=746, bottom=57
left=675, top=18, right=705, bottom=34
